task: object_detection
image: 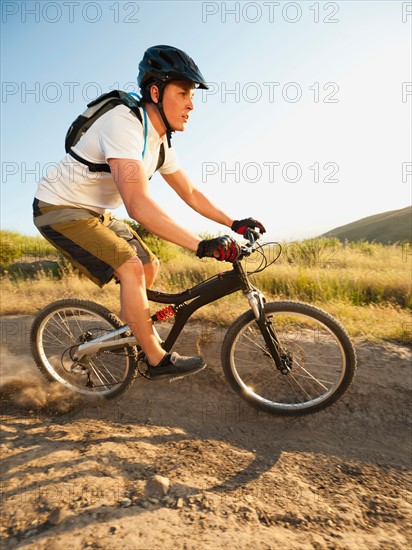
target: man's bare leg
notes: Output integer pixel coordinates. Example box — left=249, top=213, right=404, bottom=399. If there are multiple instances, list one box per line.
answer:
left=115, top=256, right=165, bottom=366
left=115, top=256, right=205, bottom=378
left=143, top=258, right=159, bottom=289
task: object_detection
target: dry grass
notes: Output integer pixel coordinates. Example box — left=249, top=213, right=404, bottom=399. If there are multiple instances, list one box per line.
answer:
left=0, top=272, right=122, bottom=317
left=1, top=236, right=410, bottom=343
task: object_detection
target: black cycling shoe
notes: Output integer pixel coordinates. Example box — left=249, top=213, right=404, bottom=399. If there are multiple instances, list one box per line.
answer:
left=147, top=352, right=206, bottom=381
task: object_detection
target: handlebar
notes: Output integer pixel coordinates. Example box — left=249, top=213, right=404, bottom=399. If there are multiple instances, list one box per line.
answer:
left=237, top=231, right=282, bottom=273
left=238, top=228, right=261, bottom=258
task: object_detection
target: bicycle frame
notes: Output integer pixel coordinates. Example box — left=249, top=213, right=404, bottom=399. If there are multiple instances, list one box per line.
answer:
left=74, top=256, right=288, bottom=373
left=75, top=261, right=256, bottom=360
left=152, top=261, right=286, bottom=372
left=148, top=267, right=244, bottom=351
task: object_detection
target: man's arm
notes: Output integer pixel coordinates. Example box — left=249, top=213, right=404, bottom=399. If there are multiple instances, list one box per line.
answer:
left=108, top=158, right=201, bottom=251
left=161, top=169, right=234, bottom=228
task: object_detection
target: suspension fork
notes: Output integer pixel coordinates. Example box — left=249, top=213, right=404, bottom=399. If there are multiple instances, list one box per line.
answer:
left=236, top=259, right=290, bottom=374
left=253, top=298, right=291, bottom=374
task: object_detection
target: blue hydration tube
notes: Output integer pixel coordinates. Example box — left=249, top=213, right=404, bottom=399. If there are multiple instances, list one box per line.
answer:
left=129, top=92, right=148, bottom=160
left=141, top=107, right=148, bottom=161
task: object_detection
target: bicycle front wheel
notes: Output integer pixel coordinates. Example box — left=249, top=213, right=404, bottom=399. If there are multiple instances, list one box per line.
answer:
left=222, top=301, right=357, bottom=416
left=31, top=299, right=138, bottom=400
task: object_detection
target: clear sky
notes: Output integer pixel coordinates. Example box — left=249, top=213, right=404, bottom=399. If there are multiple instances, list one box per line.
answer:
left=1, top=0, right=411, bottom=241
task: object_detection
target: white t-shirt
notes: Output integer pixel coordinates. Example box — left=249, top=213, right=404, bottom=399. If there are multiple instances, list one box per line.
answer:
left=35, top=105, right=179, bottom=214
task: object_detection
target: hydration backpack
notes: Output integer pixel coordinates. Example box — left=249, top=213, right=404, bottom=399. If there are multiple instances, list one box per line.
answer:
left=65, top=90, right=165, bottom=174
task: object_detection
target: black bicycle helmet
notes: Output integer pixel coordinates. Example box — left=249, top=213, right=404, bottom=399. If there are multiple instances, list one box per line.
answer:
left=138, top=45, right=208, bottom=90
left=137, top=45, right=208, bottom=146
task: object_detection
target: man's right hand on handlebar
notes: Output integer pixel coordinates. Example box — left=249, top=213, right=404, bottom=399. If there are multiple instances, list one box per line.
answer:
left=196, top=236, right=241, bottom=262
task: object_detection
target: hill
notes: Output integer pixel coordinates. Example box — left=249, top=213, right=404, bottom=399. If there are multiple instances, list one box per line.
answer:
left=321, top=206, right=411, bottom=243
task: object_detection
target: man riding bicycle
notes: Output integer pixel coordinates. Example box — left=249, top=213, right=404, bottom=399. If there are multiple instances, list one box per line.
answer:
left=33, top=45, right=266, bottom=380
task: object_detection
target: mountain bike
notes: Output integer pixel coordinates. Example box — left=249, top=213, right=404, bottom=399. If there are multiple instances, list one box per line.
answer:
left=30, top=233, right=357, bottom=416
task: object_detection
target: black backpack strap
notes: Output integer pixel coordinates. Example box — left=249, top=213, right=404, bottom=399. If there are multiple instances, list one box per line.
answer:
left=66, top=97, right=137, bottom=154
left=156, top=143, right=165, bottom=172
left=128, top=104, right=143, bottom=124
left=68, top=95, right=165, bottom=175
left=68, top=100, right=144, bottom=173
left=70, top=142, right=165, bottom=175
left=87, top=90, right=122, bottom=107
left=68, top=148, right=111, bottom=173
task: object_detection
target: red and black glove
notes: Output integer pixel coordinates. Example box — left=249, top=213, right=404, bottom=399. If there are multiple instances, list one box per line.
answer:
left=231, top=218, right=266, bottom=236
left=196, top=236, right=241, bottom=262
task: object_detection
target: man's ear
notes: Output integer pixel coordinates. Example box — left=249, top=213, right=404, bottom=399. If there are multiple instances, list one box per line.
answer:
left=150, top=85, right=159, bottom=104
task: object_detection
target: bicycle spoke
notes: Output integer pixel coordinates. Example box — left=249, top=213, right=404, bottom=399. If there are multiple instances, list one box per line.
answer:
left=72, top=309, right=88, bottom=337
left=42, top=325, right=71, bottom=348
left=285, top=371, right=316, bottom=401
left=241, top=329, right=269, bottom=355
left=89, top=359, right=112, bottom=389
left=92, top=355, right=123, bottom=385
left=287, top=360, right=330, bottom=391
left=55, top=311, right=76, bottom=340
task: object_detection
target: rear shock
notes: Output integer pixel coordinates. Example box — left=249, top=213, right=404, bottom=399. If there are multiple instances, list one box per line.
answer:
left=151, top=305, right=177, bottom=322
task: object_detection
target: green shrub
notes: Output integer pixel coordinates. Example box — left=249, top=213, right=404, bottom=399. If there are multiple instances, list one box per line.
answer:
left=1, top=232, right=22, bottom=264
left=1, top=231, right=58, bottom=265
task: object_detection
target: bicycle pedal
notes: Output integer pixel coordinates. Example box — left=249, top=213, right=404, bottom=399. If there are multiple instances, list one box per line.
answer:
left=137, top=360, right=152, bottom=380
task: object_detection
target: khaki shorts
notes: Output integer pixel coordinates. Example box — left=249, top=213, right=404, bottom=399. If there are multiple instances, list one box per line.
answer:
left=33, top=199, right=156, bottom=287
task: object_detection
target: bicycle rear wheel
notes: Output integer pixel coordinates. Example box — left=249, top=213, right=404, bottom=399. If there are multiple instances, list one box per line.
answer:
left=31, top=299, right=138, bottom=400
left=222, top=301, right=357, bottom=416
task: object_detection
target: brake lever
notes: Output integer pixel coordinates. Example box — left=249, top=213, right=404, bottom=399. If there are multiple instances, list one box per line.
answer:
left=244, top=228, right=260, bottom=245
left=239, top=228, right=261, bottom=258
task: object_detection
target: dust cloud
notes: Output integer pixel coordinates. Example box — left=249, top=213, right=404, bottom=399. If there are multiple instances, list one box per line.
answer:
left=0, top=352, right=81, bottom=414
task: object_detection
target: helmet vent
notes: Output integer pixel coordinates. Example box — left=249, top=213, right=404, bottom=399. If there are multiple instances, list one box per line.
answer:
left=138, top=45, right=208, bottom=90
left=159, top=51, right=176, bottom=66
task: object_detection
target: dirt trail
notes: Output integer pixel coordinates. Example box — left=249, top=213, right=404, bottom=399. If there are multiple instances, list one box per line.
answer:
left=0, top=315, right=411, bottom=549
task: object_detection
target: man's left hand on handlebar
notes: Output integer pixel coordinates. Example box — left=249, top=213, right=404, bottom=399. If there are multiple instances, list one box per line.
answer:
left=196, top=236, right=241, bottom=262
left=231, top=217, right=266, bottom=237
